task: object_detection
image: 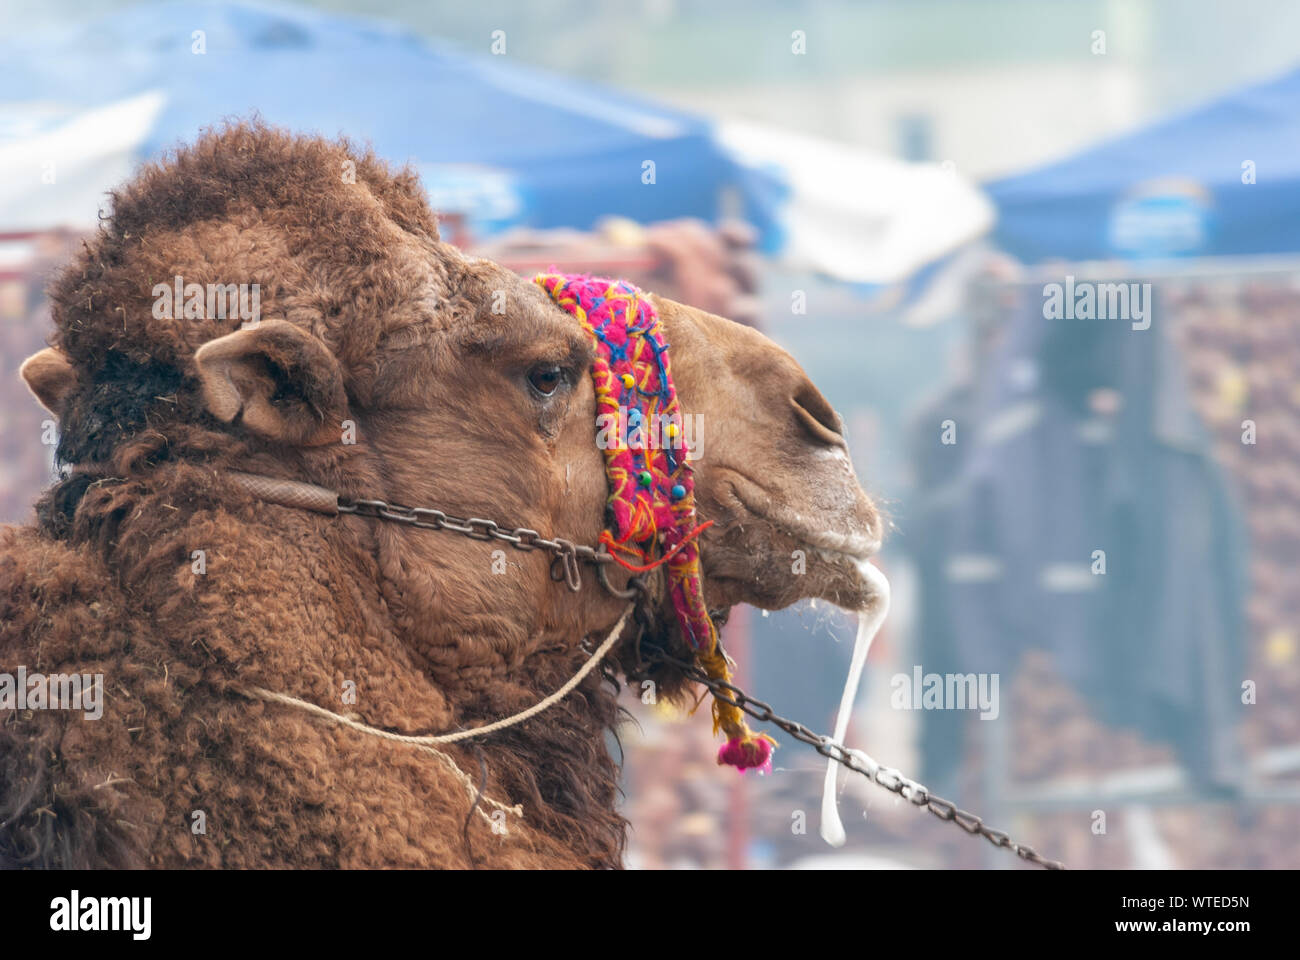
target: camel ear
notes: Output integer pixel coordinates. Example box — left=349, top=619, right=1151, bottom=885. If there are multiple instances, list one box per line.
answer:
left=20, top=347, right=76, bottom=414
left=194, top=320, right=347, bottom=446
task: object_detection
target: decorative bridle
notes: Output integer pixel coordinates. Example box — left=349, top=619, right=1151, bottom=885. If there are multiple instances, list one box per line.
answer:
left=533, top=272, right=775, bottom=771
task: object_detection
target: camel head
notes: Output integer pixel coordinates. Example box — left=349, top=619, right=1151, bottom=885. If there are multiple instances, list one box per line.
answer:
left=20, top=124, right=882, bottom=702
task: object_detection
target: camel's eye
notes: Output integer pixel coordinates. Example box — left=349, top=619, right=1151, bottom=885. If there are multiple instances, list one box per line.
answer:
left=526, top=364, right=564, bottom=397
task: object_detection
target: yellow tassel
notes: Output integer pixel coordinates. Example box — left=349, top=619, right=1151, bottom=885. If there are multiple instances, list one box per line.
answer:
left=696, top=643, right=778, bottom=760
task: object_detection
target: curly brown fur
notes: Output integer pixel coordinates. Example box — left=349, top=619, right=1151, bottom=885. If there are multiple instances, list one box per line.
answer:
left=2, top=123, right=638, bottom=868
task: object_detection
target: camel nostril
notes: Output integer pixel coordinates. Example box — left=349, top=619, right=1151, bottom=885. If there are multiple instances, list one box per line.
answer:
left=792, top=384, right=846, bottom=448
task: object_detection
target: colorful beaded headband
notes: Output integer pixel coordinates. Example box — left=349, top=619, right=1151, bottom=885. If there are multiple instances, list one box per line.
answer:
left=534, top=272, right=775, bottom=773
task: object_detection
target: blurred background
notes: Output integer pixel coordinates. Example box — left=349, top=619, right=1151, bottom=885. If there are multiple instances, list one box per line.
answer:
left=2, top=0, right=1298, bottom=869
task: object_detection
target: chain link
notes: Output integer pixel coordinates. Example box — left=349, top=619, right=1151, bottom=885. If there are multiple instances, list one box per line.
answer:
left=338, top=497, right=618, bottom=593
left=642, top=647, right=1065, bottom=870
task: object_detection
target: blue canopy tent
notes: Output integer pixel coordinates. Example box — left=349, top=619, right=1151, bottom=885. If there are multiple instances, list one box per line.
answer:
left=987, top=67, right=1300, bottom=263
left=1, top=0, right=997, bottom=287
left=1, top=0, right=782, bottom=243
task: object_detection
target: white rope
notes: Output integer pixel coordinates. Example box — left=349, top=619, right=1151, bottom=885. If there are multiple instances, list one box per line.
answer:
left=236, top=605, right=635, bottom=825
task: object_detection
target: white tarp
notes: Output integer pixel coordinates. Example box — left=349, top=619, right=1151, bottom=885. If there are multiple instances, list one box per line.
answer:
left=716, top=117, right=993, bottom=285
left=0, top=92, right=164, bottom=230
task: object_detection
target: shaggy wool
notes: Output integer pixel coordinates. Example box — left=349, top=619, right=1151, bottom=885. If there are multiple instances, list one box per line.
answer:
left=0, top=123, right=647, bottom=869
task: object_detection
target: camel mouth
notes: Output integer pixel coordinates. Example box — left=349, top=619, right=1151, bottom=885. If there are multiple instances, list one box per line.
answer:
left=703, top=473, right=884, bottom=612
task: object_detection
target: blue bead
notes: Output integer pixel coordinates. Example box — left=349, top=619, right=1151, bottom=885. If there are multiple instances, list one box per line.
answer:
left=671, top=484, right=686, bottom=500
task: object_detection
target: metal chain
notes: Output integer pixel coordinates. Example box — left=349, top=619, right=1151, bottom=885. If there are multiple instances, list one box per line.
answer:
left=643, top=647, right=1066, bottom=870
left=338, top=495, right=1063, bottom=868
left=338, top=496, right=629, bottom=594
